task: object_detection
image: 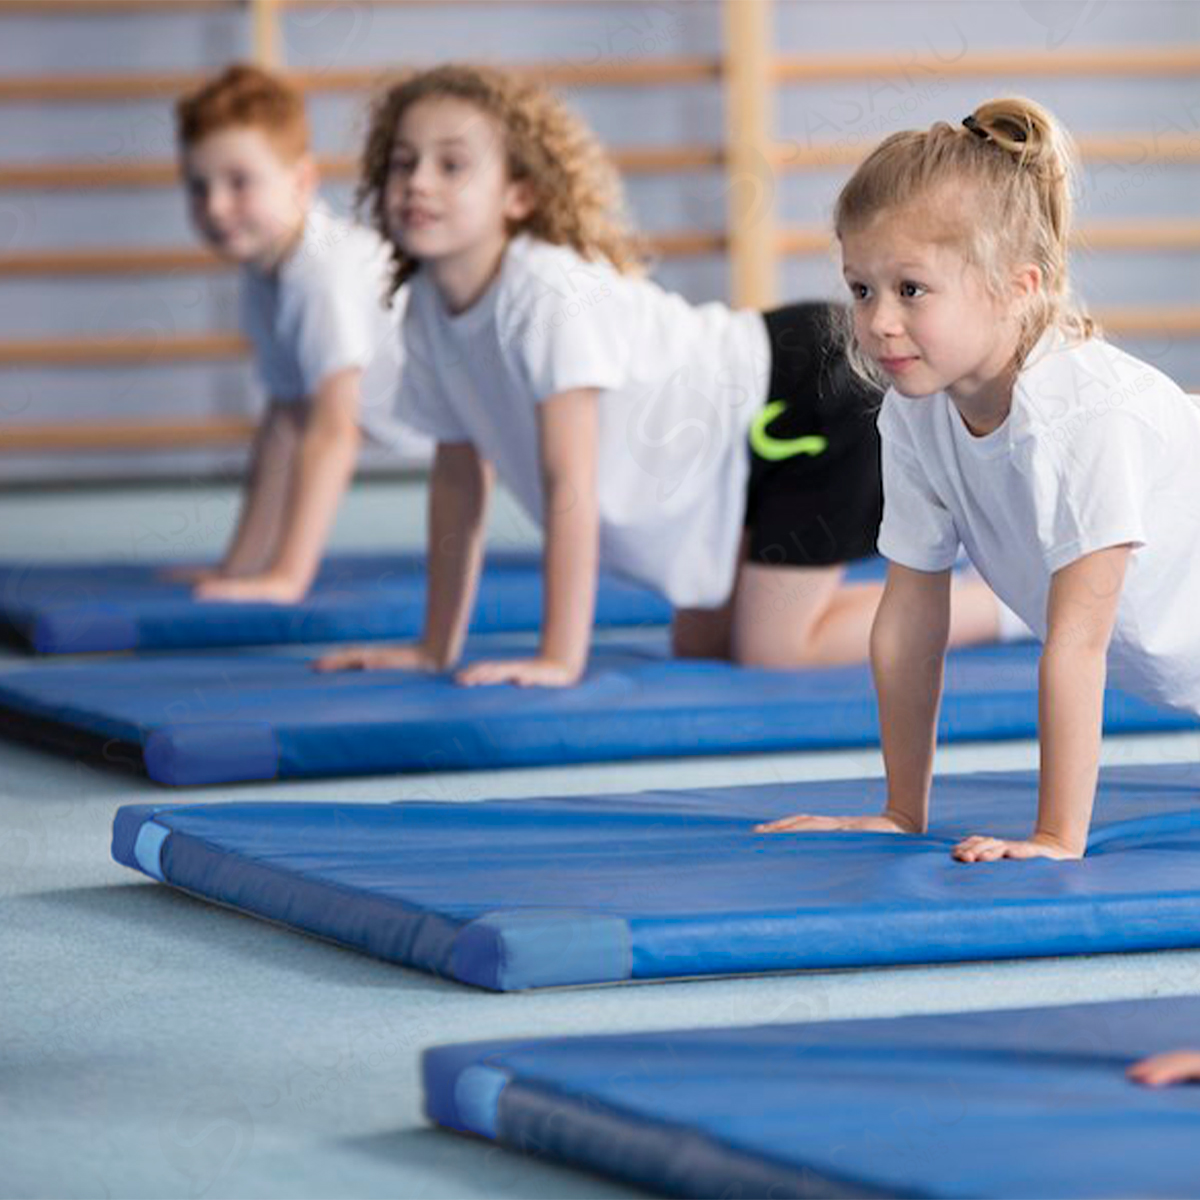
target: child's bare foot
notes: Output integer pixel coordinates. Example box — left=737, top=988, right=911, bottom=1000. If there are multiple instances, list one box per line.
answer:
left=1128, top=1051, right=1200, bottom=1087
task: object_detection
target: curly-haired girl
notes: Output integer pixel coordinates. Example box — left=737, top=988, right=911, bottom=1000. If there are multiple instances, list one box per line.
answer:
left=760, top=97, right=1200, bottom=861
left=319, top=64, right=1011, bottom=686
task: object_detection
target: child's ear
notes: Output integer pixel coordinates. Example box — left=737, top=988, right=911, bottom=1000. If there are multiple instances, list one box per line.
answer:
left=293, top=153, right=319, bottom=205
left=1012, top=261, right=1043, bottom=304
left=504, top=178, right=536, bottom=223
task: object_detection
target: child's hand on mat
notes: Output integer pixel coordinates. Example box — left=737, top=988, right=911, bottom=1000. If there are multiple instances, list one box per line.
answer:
left=1128, top=1051, right=1200, bottom=1087
left=195, top=572, right=306, bottom=604
left=161, top=565, right=222, bottom=586
left=754, top=812, right=916, bottom=834
left=952, top=832, right=1082, bottom=862
left=456, top=656, right=582, bottom=687
left=313, top=644, right=439, bottom=673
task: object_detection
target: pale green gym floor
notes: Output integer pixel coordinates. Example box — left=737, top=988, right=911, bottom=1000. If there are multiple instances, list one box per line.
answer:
left=3, top=479, right=1200, bottom=1199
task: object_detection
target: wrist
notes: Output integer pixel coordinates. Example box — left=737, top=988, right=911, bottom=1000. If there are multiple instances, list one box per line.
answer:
left=541, top=649, right=587, bottom=676
left=1031, top=828, right=1087, bottom=857
left=882, top=805, right=925, bottom=834
left=419, top=641, right=457, bottom=671
left=266, top=556, right=316, bottom=590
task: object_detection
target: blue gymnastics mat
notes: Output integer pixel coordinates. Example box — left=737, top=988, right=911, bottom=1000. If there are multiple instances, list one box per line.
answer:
left=5, top=638, right=1196, bottom=785
left=423, top=994, right=1200, bottom=1197
left=0, top=552, right=672, bottom=653
left=113, top=763, right=1200, bottom=990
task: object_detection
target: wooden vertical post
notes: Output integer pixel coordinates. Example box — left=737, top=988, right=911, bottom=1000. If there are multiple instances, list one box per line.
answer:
left=249, top=0, right=279, bottom=68
left=723, top=0, right=775, bottom=309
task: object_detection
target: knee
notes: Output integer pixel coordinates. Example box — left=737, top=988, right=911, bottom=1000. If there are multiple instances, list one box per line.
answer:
left=731, top=620, right=824, bottom=669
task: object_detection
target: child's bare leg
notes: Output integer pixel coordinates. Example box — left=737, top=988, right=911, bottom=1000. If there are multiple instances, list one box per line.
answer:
left=732, top=565, right=1004, bottom=668
left=671, top=532, right=746, bottom=659
left=731, top=561, right=851, bottom=667
left=672, top=605, right=733, bottom=659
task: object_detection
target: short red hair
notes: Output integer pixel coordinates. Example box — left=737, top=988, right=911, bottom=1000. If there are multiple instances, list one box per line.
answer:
left=176, top=63, right=309, bottom=161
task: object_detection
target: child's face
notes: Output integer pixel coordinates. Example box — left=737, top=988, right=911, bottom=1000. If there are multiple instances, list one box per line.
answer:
left=182, top=126, right=314, bottom=269
left=385, top=96, right=531, bottom=265
left=840, top=209, right=1027, bottom=406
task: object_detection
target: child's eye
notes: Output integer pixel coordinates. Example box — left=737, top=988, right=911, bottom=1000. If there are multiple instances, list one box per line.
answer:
left=389, top=156, right=415, bottom=175
left=441, top=157, right=466, bottom=175
left=900, top=281, right=927, bottom=299
left=846, top=282, right=871, bottom=302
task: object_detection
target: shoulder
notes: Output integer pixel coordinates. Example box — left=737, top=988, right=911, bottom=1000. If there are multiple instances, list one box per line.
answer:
left=284, top=204, right=391, bottom=292
left=1012, top=334, right=1178, bottom=447
left=500, top=235, right=618, bottom=310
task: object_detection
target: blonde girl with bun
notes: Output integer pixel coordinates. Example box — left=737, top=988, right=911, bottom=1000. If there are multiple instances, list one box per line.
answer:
left=318, top=64, right=1012, bottom=687
left=760, top=97, right=1200, bottom=862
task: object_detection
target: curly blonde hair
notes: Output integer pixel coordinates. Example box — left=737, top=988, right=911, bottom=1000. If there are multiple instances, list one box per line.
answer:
left=834, top=96, right=1096, bottom=389
left=357, top=63, right=646, bottom=297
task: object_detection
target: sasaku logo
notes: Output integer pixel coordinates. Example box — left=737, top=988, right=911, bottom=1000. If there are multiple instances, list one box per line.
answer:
left=625, top=369, right=725, bottom=503
left=1019, top=1, right=1109, bottom=49
left=161, top=1089, right=255, bottom=1198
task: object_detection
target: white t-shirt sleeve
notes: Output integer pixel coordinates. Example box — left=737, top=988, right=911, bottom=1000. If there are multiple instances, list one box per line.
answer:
left=1035, top=410, right=1150, bottom=574
left=393, top=302, right=472, bottom=443
left=293, top=260, right=383, bottom=396
left=503, top=251, right=629, bottom=403
left=876, top=399, right=961, bottom=571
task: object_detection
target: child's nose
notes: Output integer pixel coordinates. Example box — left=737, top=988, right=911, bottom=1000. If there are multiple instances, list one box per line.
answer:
left=407, top=158, right=438, bottom=194
left=204, top=189, right=233, bottom=222
left=869, top=299, right=902, bottom=339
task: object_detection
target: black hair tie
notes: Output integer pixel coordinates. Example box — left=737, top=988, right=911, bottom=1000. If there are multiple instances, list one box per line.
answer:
left=962, top=113, right=1027, bottom=144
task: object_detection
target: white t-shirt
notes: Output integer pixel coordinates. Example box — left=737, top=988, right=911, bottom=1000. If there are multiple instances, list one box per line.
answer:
left=877, top=332, right=1200, bottom=714
left=240, top=201, right=423, bottom=453
left=396, top=234, right=771, bottom=608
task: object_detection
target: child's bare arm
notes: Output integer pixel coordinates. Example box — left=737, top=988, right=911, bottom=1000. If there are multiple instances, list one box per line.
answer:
left=169, top=401, right=300, bottom=585
left=198, top=369, right=361, bottom=603
left=954, top=544, right=1131, bottom=862
left=458, top=388, right=599, bottom=688
left=1129, top=1051, right=1200, bottom=1087
left=315, top=440, right=492, bottom=673
left=757, top=563, right=951, bottom=834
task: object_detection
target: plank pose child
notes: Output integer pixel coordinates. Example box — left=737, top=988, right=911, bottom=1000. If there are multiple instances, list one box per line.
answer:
left=175, top=64, right=417, bottom=603
left=319, top=64, right=1011, bottom=687
left=759, top=96, right=1200, bottom=861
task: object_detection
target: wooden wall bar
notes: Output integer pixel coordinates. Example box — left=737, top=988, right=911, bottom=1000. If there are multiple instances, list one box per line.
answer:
left=2, top=0, right=1197, bottom=455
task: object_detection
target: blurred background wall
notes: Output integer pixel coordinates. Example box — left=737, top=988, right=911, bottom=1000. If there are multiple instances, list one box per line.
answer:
left=1, top=0, right=1197, bottom=485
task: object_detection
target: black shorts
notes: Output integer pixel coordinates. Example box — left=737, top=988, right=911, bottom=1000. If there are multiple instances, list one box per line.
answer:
left=744, top=301, right=883, bottom=568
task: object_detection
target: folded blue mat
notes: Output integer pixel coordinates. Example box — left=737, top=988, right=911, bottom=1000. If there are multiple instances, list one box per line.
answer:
left=6, top=638, right=1194, bottom=785
left=424, top=995, right=1200, bottom=1197
left=113, top=764, right=1200, bottom=990
left=0, top=553, right=672, bottom=653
